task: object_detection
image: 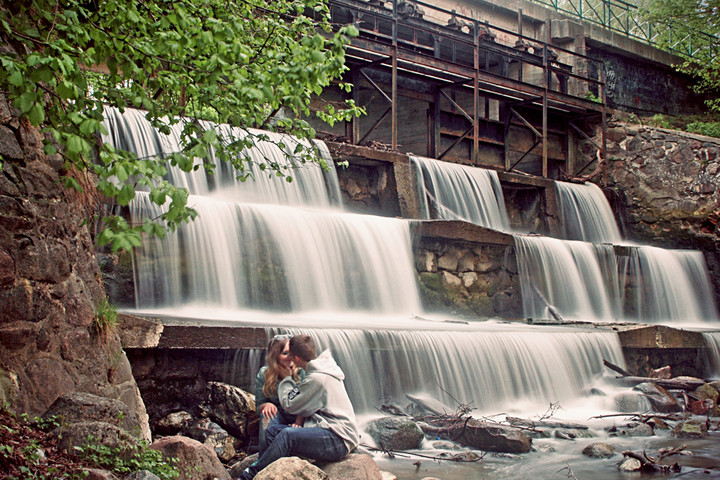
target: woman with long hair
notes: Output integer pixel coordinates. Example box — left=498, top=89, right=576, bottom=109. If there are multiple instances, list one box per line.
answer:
left=255, top=334, right=305, bottom=448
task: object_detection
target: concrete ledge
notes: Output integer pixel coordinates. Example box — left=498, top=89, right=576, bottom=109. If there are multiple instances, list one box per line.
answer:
left=615, top=325, right=707, bottom=349
left=412, top=219, right=516, bottom=246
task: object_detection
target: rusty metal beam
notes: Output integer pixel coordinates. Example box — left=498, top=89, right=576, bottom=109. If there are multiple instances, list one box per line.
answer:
left=439, top=125, right=474, bottom=160
left=360, top=70, right=392, bottom=104
left=510, top=107, right=541, bottom=139
left=440, top=90, right=473, bottom=124
left=509, top=138, right=541, bottom=171
left=359, top=106, right=392, bottom=145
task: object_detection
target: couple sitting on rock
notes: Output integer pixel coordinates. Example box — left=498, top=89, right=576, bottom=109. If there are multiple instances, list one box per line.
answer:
left=240, top=334, right=359, bottom=480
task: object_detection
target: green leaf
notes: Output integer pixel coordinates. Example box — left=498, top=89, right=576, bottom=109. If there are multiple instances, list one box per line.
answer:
left=117, top=184, right=136, bottom=206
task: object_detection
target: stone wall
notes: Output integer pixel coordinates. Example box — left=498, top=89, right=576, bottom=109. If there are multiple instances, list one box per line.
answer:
left=0, top=94, right=149, bottom=436
left=415, top=238, right=521, bottom=318
left=603, top=123, right=720, bottom=306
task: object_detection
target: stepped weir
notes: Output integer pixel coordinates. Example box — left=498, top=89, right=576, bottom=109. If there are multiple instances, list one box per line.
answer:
left=103, top=107, right=719, bottom=479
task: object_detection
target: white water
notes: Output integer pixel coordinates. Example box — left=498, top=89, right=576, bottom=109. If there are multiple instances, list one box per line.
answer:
left=555, top=181, right=622, bottom=243
left=703, top=332, right=720, bottom=377
left=277, top=324, right=625, bottom=415
left=412, top=155, right=510, bottom=230
left=515, top=236, right=620, bottom=321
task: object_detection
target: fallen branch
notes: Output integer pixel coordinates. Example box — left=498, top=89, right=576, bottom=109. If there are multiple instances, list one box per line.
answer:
left=622, top=450, right=682, bottom=473
left=360, top=443, right=484, bottom=463
left=613, top=376, right=705, bottom=391
left=603, top=359, right=633, bottom=377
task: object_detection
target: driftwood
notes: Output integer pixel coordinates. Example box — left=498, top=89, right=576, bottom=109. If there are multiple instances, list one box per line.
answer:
left=621, top=445, right=686, bottom=473
left=613, top=376, right=705, bottom=391
left=603, top=359, right=633, bottom=377
left=506, top=416, right=589, bottom=430
left=530, top=284, right=564, bottom=322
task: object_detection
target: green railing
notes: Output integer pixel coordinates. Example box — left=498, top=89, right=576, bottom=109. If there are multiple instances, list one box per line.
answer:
left=527, top=0, right=714, bottom=58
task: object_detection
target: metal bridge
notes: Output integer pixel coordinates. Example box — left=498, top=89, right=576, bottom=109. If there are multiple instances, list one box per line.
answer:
left=327, top=0, right=607, bottom=178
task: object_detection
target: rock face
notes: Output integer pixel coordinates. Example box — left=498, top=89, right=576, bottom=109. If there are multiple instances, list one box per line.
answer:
left=603, top=125, right=720, bottom=308
left=0, top=93, right=149, bottom=434
left=367, top=417, right=425, bottom=450
left=457, top=419, right=532, bottom=453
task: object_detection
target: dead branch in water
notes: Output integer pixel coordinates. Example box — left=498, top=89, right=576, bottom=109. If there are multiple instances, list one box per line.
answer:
left=360, top=443, right=484, bottom=463
left=621, top=449, right=683, bottom=473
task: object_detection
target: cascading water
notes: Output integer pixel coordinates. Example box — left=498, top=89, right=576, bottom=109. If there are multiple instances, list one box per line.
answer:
left=555, top=181, right=622, bottom=243
left=276, top=325, right=625, bottom=414
left=103, top=107, right=627, bottom=420
left=412, top=155, right=510, bottom=231
left=704, top=332, right=720, bottom=377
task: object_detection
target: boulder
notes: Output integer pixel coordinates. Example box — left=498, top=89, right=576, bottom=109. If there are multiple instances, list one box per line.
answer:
left=43, top=392, right=144, bottom=439
left=150, top=435, right=230, bottom=480
left=619, top=457, right=642, bottom=472
left=320, top=453, right=382, bottom=480
left=229, top=453, right=258, bottom=478
left=367, top=417, right=424, bottom=450
left=612, top=422, right=654, bottom=437
left=633, top=382, right=682, bottom=413
left=199, top=382, right=257, bottom=441
left=582, top=442, right=616, bottom=458
left=255, top=457, right=328, bottom=480
left=671, top=419, right=708, bottom=439
left=155, top=411, right=193, bottom=436
left=457, top=419, right=532, bottom=453
left=54, top=421, right=137, bottom=455
left=614, top=392, right=648, bottom=413
left=692, top=382, right=720, bottom=416
left=185, top=418, right=235, bottom=462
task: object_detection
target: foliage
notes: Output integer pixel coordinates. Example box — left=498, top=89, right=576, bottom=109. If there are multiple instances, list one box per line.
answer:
left=92, top=298, right=118, bottom=340
left=686, top=121, right=720, bottom=138
left=584, top=91, right=602, bottom=103
left=639, top=0, right=720, bottom=112
left=0, top=0, right=362, bottom=252
left=74, top=439, right=180, bottom=479
left=0, top=407, right=88, bottom=479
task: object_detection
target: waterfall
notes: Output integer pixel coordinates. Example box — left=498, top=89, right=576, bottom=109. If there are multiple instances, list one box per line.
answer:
left=275, top=325, right=626, bottom=414
left=704, top=332, right=720, bottom=378
left=130, top=193, right=421, bottom=313
left=555, top=181, right=622, bottom=243
left=623, top=246, right=719, bottom=323
left=412, top=156, right=510, bottom=230
left=104, top=106, right=422, bottom=315
left=515, top=236, right=620, bottom=321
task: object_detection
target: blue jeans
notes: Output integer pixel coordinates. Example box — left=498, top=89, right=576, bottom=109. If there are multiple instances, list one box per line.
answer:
left=244, top=422, right=348, bottom=479
left=258, top=410, right=295, bottom=451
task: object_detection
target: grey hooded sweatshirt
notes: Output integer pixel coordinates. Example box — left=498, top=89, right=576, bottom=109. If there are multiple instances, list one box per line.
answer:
left=278, top=350, right=360, bottom=453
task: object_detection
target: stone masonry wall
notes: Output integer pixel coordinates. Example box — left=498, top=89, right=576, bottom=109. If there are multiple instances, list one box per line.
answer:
left=603, top=122, right=720, bottom=306
left=415, top=239, right=521, bottom=318
left=0, top=93, right=149, bottom=436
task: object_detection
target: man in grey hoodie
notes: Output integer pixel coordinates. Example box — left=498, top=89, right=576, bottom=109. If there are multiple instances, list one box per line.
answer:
left=239, top=334, right=359, bottom=480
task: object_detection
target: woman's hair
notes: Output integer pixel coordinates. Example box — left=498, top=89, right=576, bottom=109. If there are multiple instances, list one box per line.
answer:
left=262, top=336, right=300, bottom=398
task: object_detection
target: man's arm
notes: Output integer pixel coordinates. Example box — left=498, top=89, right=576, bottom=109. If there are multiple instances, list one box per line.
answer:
left=278, top=375, right=326, bottom=417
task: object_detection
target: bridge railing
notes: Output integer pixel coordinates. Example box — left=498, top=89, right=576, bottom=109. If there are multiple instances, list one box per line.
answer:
left=527, top=0, right=715, bottom=58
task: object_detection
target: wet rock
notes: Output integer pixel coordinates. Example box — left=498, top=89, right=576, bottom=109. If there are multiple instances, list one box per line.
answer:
left=692, top=382, right=720, bottom=416
left=671, top=419, right=708, bottom=439
left=380, top=472, right=398, bottom=480
left=582, top=442, right=616, bottom=458
left=633, top=382, right=682, bottom=413
left=367, top=416, right=424, bottom=450
left=534, top=444, right=555, bottom=453
left=431, top=440, right=459, bottom=450
left=255, top=456, right=327, bottom=480
left=553, top=428, right=593, bottom=440
left=611, top=422, right=654, bottom=437
left=185, top=418, right=236, bottom=462
left=150, top=435, right=230, bottom=480
left=646, top=417, right=670, bottom=430
left=457, top=418, right=532, bottom=453
left=614, top=392, right=647, bottom=412
left=619, top=457, right=642, bottom=471
left=320, top=453, right=382, bottom=480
